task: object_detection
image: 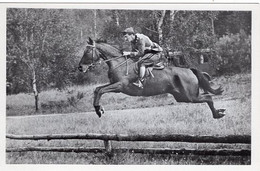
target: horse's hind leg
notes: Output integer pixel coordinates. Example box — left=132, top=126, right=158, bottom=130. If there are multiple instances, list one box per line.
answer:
left=193, top=94, right=226, bottom=119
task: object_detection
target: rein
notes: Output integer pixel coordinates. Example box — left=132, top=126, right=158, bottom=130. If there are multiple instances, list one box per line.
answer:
left=103, top=56, right=132, bottom=75
left=88, top=44, right=132, bottom=75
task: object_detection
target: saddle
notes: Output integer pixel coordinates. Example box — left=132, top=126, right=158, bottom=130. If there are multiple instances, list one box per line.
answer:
left=144, top=62, right=165, bottom=78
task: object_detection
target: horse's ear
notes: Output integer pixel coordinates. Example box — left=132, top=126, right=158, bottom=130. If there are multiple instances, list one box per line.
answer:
left=88, top=37, right=93, bottom=45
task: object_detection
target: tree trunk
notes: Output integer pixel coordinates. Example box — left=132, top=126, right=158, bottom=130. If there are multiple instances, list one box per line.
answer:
left=93, top=9, right=97, bottom=39
left=158, top=10, right=166, bottom=45
left=169, top=10, right=178, bottom=31
left=76, top=14, right=84, bottom=41
left=80, top=29, right=83, bottom=41
left=211, top=17, right=215, bottom=35
left=32, top=69, right=39, bottom=111
left=25, top=8, right=39, bottom=112
left=113, top=10, right=120, bottom=26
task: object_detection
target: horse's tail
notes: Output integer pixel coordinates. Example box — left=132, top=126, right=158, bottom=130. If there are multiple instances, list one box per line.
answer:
left=190, top=68, right=223, bottom=95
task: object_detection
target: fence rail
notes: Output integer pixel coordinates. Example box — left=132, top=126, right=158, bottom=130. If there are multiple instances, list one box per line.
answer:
left=6, top=133, right=251, bottom=156
left=6, top=133, right=251, bottom=143
left=6, top=147, right=251, bottom=156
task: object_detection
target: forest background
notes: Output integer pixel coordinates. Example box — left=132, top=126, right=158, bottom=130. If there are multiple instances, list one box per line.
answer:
left=6, top=9, right=251, bottom=95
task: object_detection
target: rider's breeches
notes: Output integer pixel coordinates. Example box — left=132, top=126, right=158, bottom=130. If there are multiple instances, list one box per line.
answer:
left=137, top=52, right=162, bottom=79
left=139, top=65, right=146, bottom=79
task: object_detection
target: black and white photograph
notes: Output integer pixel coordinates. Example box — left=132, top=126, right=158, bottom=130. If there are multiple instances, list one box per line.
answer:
left=2, top=2, right=260, bottom=167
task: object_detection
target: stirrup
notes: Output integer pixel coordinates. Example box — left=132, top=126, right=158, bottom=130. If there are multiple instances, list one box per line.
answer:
left=133, top=80, right=143, bottom=88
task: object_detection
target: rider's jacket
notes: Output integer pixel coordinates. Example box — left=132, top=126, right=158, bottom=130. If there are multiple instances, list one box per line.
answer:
left=130, top=33, right=163, bottom=58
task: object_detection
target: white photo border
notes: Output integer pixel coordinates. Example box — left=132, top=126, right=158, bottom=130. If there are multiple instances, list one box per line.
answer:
left=1, top=2, right=260, bottom=171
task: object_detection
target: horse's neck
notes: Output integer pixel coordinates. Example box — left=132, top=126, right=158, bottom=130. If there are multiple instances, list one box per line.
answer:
left=97, top=44, right=126, bottom=69
left=99, top=49, right=134, bottom=78
left=106, top=55, right=128, bottom=70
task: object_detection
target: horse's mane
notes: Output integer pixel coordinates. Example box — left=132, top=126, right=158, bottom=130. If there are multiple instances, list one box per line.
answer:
left=95, top=38, right=107, bottom=44
left=95, top=39, right=122, bottom=57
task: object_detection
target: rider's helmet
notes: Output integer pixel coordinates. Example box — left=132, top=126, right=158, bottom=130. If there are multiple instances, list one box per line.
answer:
left=122, top=27, right=135, bottom=35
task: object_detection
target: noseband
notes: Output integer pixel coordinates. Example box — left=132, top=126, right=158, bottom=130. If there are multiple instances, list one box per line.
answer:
left=85, top=44, right=101, bottom=68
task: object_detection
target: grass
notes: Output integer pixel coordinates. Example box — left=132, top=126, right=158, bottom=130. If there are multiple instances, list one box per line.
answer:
left=6, top=73, right=251, bottom=116
left=6, top=152, right=250, bottom=164
left=6, top=73, right=251, bottom=164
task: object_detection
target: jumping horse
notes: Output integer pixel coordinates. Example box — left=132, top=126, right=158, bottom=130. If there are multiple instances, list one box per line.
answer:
left=78, top=38, right=226, bottom=119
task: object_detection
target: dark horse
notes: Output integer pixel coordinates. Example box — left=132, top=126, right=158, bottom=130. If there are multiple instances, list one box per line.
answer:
left=78, top=38, right=226, bottom=119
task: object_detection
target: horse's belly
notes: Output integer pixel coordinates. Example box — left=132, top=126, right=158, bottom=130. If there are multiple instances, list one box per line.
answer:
left=122, top=88, right=165, bottom=97
left=122, top=78, right=170, bottom=97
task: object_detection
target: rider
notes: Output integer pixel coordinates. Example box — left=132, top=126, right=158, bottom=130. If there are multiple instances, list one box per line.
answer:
left=122, top=27, right=163, bottom=88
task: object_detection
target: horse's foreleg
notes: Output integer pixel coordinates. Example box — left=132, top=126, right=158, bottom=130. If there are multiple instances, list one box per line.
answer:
left=93, top=84, right=111, bottom=117
left=193, top=94, right=226, bottom=119
left=93, top=82, right=123, bottom=118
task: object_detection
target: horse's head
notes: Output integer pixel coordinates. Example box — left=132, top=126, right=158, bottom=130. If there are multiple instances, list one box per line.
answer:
left=78, top=38, right=101, bottom=73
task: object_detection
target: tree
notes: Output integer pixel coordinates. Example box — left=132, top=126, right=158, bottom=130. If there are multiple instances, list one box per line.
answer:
left=214, top=11, right=251, bottom=36
left=7, top=8, right=46, bottom=111
left=7, top=9, right=252, bottom=97
left=7, top=8, right=84, bottom=109
left=157, top=10, right=166, bottom=45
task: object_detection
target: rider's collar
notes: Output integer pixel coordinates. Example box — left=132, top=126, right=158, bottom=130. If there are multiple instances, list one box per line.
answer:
left=132, top=34, right=138, bottom=43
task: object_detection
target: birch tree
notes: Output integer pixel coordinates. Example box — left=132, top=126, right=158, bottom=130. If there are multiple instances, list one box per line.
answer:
left=7, top=9, right=43, bottom=111
left=157, top=10, right=166, bottom=45
left=7, top=8, right=81, bottom=110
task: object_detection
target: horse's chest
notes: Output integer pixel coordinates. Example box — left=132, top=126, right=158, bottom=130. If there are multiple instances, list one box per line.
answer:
left=108, top=70, right=122, bottom=83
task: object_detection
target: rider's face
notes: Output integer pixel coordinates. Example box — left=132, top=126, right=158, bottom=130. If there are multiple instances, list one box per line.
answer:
left=124, top=33, right=134, bottom=42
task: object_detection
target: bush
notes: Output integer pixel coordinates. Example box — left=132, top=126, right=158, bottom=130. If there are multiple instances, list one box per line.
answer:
left=214, top=30, right=251, bottom=74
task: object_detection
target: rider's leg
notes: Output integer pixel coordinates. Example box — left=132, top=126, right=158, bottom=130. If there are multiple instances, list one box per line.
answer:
left=139, top=65, right=145, bottom=81
left=133, top=53, right=158, bottom=88
left=133, top=64, right=145, bottom=88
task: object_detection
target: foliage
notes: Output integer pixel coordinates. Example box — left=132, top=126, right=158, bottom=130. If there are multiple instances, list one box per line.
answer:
left=67, top=91, right=85, bottom=108
left=214, top=30, right=251, bottom=74
left=214, top=11, right=251, bottom=36
left=6, top=9, right=251, bottom=94
left=164, top=11, right=218, bottom=51
left=7, top=9, right=88, bottom=93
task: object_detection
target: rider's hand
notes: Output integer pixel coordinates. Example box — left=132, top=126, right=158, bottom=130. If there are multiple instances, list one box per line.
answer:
left=123, top=52, right=131, bottom=56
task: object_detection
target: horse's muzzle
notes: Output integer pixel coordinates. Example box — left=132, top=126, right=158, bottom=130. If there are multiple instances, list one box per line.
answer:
left=78, top=65, right=83, bottom=72
left=78, top=65, right=89, bottom=72
left=78, top=64, right=94, bottom=73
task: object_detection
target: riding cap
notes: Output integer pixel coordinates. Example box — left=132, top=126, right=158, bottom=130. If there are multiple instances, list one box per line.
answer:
left=122, top=27, right=135, bottom=34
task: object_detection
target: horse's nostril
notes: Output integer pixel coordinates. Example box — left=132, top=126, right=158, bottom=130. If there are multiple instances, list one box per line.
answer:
left=78, top=66, right=82, bottom=72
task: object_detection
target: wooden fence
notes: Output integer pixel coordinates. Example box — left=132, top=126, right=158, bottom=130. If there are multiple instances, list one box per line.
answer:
left=6, top=133, right=251, bottom=156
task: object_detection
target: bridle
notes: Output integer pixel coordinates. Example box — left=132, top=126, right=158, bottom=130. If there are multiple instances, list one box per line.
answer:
left=85, top=44, right=100, bottom=68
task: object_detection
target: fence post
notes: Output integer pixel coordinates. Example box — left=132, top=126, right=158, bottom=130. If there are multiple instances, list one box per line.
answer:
left=104, top=140, right=112, bottom=153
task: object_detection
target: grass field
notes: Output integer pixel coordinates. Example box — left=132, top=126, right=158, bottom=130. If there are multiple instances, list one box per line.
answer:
left=6, top=73, right=251, bottom=164
left=6, top=73, right=251, bottom=116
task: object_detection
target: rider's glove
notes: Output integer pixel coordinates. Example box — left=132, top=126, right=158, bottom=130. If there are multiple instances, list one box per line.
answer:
left=123, top=52, right=131, bottom=56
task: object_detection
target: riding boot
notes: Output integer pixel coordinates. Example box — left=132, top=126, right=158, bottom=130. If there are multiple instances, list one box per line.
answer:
left=133, top=78, right=144, bottom=88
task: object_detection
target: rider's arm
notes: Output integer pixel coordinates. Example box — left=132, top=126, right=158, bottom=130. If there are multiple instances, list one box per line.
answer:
left=130, top=38, right=145, bottom=58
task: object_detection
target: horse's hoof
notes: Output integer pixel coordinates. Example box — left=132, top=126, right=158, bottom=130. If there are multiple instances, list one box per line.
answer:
left=97, top=112, right=101, bottom=118
left=94, top=105, right=105, bottom=118
left=213, top=109, right=226, bottom=119
left=218, top=109, right=226, bottom=113
left=100, top=106, right=105, bottom=115
left=214, top=113, right=225, bottom=119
